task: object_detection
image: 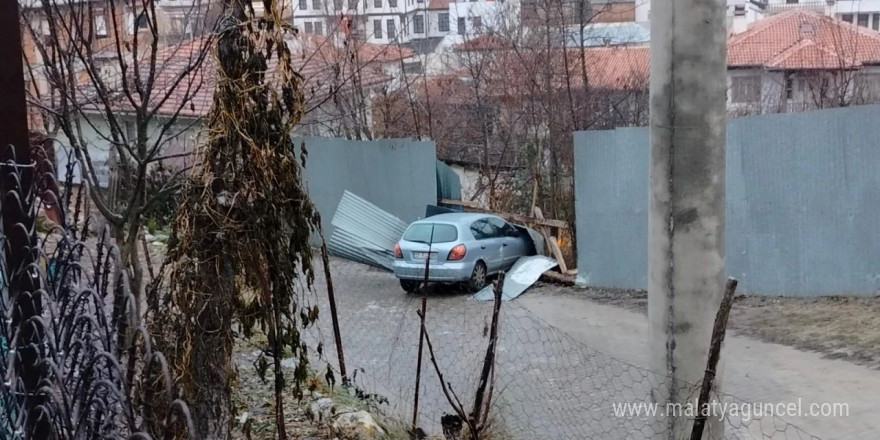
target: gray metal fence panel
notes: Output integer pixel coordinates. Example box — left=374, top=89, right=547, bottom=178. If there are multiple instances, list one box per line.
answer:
left=574, top=105, right=880, bottom=296
left=296, top=137, right=437, bottom=241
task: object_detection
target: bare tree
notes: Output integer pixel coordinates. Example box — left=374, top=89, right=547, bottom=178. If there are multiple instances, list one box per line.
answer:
left=20, top=0, right=224, bottom=305
left=373, top=2, right=649, bottom=229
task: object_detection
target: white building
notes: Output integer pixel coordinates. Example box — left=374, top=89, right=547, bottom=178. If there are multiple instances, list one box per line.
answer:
left=638, top=0, right=880, bottom=35
left=287, top=0, right=518, bottom=44
left=288, top=0, right=432, bottom=43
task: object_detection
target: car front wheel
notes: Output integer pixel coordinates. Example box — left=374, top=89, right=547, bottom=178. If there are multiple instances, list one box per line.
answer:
left=467, top=261, right=488, bottom=293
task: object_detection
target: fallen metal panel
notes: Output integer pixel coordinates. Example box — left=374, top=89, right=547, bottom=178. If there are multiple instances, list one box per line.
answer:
left=472, top=255, right=559, bottom=302
left=327, top=190, right=408, bottom=271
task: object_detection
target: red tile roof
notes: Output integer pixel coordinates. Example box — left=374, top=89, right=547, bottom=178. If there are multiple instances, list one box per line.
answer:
left=454, top=33, right=514, bottom=52
left=87, top=33, right=401, bottom=119
left=427, top=0, right=451, bottom=10
left=728, top=10, right=880, bottom=69
left=571, top=46, right=650, bottom=89
left=420, top=46, right=649, bottom=106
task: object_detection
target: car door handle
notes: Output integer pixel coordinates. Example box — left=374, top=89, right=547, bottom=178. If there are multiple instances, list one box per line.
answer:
left=502, top=242, right=508, bottom=247
left=480, top=245, right=486, bottom=249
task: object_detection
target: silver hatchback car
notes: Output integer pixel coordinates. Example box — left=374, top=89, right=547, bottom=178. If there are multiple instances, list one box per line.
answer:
left=393, top=213, right=532, bottom=293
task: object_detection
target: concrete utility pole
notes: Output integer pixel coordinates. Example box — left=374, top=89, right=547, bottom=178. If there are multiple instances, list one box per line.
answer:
left=648, top=0, right=728, bottom=437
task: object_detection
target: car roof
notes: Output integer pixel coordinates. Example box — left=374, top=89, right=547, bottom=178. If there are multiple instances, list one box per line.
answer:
left=411, top=212, right=499, bottom=227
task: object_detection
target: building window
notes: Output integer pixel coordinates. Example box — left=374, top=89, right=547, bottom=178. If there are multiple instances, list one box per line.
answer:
left=874, top=13, right=880, bottom=30
left=387, top=19, right=396, bottom=39
left=785, top=0, right=797, bottom=4
left=403, top=61, right=423, bottom=74
left=349, top=0, right=358, bottom=9
left=39, top=19, right=52, bottom=46
left=733, top=4, right=745, bottom=16
left=94, top=10, right=108, bottom=38
left=315, top=21, right=323, bottom=35
left=414, top=14, right=425, bottom=33
left=312, top=0, right=320, bottom=10
left=374, top=0, right=382, bottom=8
left=167, top=16, right=192, bottom=36
left=390, top=0, right=397, bottom=6
left=842, top=14, right=853, bottom=23
left=133, top=12, right=149, bottom=31
left=300, top=0, right=308, bottom=9
left=304, top=22, right=314, bottom=33
left=858, top=13, right=869, bottom=28
left=457, top=17, right=466, bottom=35
left=374, top=19, right=383, bottom=38
left=857, top=73, right=880, bottom=100
left=439, top=12, right=450, bottom=32
left=472, top=16, right=482, bottom=33
left=731, top=75, right=761, bottom=103
left=785, top=76, right=794, bottom=100
left=334, top=0, right=343, bottom=10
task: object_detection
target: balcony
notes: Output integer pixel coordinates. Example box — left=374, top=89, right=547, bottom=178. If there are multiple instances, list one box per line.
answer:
left=765, top=1, right=827, bottom=15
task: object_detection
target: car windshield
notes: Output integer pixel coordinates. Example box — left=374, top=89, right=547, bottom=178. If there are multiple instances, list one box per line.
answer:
left=404, top=223, right=458, bottom=244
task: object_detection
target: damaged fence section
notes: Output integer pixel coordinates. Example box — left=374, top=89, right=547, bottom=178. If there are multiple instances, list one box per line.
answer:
left=327, top=190, right=408, bottom=271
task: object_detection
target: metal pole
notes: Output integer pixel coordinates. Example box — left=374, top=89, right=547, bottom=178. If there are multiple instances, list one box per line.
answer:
left=0, top=2, right=49, bottom=438
left=0, top=0, right=32, bottom=155
left=320, top=242, right=348, bottom=384
left=647, top=0, right=728, bottom=437
left=411, top=226, right=434, bottom=434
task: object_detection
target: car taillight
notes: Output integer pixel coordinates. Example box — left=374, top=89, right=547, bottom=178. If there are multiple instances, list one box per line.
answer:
left=448, top=244, right=467, bottom=261
left=394, top=243, right=403, bottom=259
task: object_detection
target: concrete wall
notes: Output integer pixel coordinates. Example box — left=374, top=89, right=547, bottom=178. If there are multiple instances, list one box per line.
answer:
left=297, top=137, right=438, bottom=239
left=575, top=105, right=880, bottom=296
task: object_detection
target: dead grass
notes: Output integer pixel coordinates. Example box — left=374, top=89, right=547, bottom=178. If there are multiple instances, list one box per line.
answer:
left=578, top=287, right=880, bottom=369
left=728, top=295, right=880, bottom=367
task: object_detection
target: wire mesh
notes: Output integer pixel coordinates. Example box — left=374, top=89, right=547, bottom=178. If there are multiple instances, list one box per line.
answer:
left=306, top=257, right=823, bottom=440
left=0, top=148, right=193, bottom=439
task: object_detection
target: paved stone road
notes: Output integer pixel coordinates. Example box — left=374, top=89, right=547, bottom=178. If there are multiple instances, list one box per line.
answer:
left=306, top=258, right=871, bottom=439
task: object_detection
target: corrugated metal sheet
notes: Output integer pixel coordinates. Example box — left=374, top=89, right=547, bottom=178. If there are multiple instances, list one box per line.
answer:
left=327, top=190, right=408, bottom=271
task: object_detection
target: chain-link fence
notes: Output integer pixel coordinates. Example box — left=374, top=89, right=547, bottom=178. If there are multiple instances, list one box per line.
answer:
left=305, top=257, right=823, bottom=440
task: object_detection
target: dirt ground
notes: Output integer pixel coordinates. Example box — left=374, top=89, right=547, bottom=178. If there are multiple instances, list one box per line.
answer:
left=578, top=286, right=880, bottom=368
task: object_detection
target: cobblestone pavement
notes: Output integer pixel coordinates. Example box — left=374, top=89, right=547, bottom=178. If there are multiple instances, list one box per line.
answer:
left=304, top=257, right=843, bottom=440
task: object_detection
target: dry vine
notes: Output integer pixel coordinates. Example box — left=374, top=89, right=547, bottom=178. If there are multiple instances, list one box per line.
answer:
left=149, top=2, right=321, bottom=438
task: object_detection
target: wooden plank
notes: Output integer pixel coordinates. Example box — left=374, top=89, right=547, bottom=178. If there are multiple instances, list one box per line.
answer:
left=532, top=207, right=568, bottom=273
left=438, top=199, right=569, bottom=229
left=547, top=236, right=568, bottom=274
left=540, top=270, right=575, bottom=286
left=438, top=198, right=482, bottom=209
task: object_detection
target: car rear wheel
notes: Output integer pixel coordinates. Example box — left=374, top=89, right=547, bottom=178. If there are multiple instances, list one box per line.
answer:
left=467, top=261, right=488, bottom=293
left=400, top=279, right=421, bottom=294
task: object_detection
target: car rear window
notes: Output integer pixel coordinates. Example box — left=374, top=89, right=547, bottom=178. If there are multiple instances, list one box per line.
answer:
left=404, top=223, right=458, bottom=244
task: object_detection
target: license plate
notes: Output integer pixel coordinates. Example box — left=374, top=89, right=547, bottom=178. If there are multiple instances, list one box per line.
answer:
left=413, top=252, right=436, bottom=260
